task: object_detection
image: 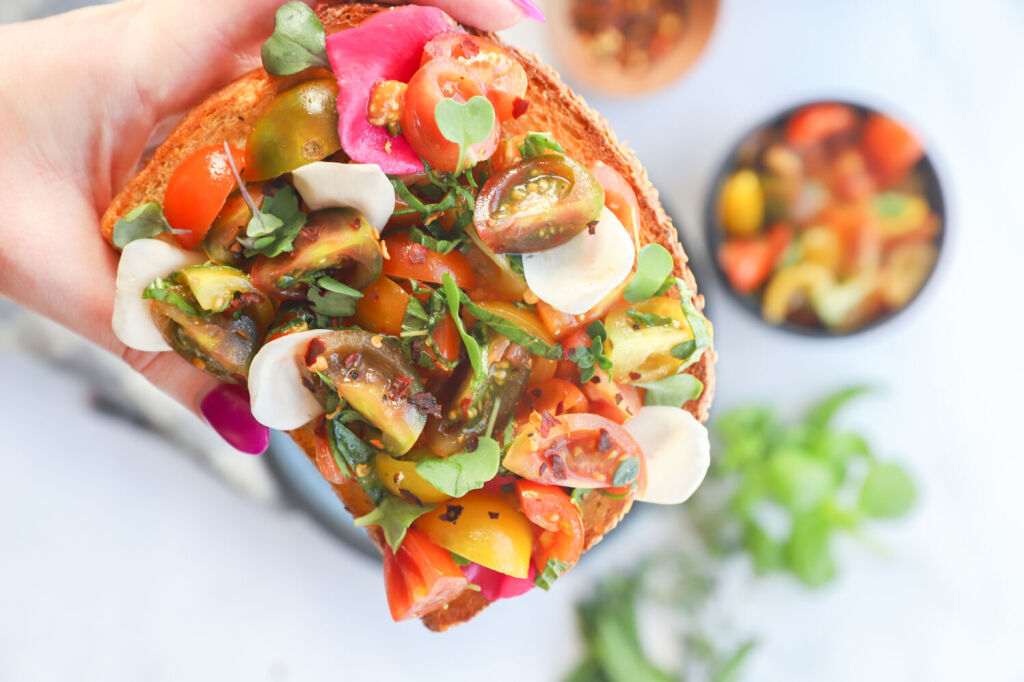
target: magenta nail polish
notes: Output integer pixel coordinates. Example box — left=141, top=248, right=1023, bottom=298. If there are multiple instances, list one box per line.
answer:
left=512, top=0, right=546, bottom=22
left=200, top=384, right=270, bottom=455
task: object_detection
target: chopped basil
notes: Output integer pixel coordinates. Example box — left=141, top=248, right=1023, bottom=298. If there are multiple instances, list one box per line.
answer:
left=261, top=1, right=330, bottom=76
left=624, top=244, right=674, bottom=303
left=518, top=132, right=565, bottom=158
left=625, top=309, right=673, bottom=328
left=460, top=297, right=563, bottom=360
left=611, top=457, right=640, bottom=487
left=507, top=254, right=524, bottom=274
left=409, top=226, right=464, bottom=254
left=142, top=278, right=199, bottom=316
left=441, top=273, right=487, bottom=384
left=534, top=558, right=572, bottom=591
left=450, top=552, right=471, bottom=567
left=634, top=373, right=704, bottom=407
left=568, top=321, right=613, bottom=382
left=327, top=410, right=384, bottom=504
left=353, top=495, right=436, bottom=552
left=434, top=95, right=496, bottom=173
left=672, top=278, right=712, bottom=371
left=415, top=437, right=500, bottom=498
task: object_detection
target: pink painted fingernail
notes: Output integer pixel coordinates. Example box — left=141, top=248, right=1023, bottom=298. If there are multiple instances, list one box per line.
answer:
left=512, top=0, right=546, bottom=22
left=200, top=384, right=270, bottom=455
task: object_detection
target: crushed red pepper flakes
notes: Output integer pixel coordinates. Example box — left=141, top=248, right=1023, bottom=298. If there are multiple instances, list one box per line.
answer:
left=615, top=393, right=624, bottom=405
left=512, top=97, right=530, bottom=118
left=540, top=410, right=559, bottom=438
left=440, top=504, right=463, bottom=523
left=344, top=352, right=362, bottom=369
left=408, top=392, right=442, bottom=418
left=385, top=376, right=413, bottom=402
left=549, top=454, right=568, bottom=480
left=299, top=226, right=319, bottom=242
left=488, top=511, right=499, bottom=520
left=598, top=428, right=612, bottom=452
left=400, top=489, right=425, bottom=508
left=465, top=436, right=480, bottom=452
left=407, top=243, right=429, bottom=264
left=305, top=338, right=326, bottom=366
left=629, top=372, right=642, bottom=381
left=587, top=219, right=599, bottom=235
left=539, top=462, right=548, bottom=477
left=531, top=388, right=543, bottom=398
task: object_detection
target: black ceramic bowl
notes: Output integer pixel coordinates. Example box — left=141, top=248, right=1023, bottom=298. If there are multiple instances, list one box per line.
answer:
left=705, top=99, right=947, bottom=337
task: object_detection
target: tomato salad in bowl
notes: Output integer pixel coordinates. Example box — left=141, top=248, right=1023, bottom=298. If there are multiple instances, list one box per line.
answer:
left=105, top=2, right=714, bottom=626
left=708, top=100, right=945, bottom=335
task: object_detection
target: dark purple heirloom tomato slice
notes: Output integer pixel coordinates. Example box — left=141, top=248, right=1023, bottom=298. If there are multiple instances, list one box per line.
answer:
left=474, top=155, right=605, bottom=254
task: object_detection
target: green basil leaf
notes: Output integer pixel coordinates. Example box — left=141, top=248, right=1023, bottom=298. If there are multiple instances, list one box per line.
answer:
left=306, top=278, right=362, bottom=318
left=860, top=462, right=916, bottom=518
left=238, top=185, right=307, bottom=258
left=442, top=273, right=486, bottom=384
left=328, top=412, right=384, bottom=503
left=353, top=495, right=436, bottom=552
left=518, top=132, right=565, bottom=158
left=612, top=457, right=640, bottom=487
left=672, top=277, right=712, bottom=370
left=670, top=339, right=697, bottom=361
left=805, top=385, right=873, bottom=430
left=113, top=202, right=179, bottom=248
left=624, top=244, right=674, bottom=303
left=142, top=279, right=199, bottom=316
left=784, top=513, right=836, bottom=587
left=409, top=226, right=464, bottom=254
left=450, top=552, right=471, bottom=567
left=261, top=1, right=330, bottom=76
left=434, top=96, right=496, bottom=173
left=460, top=297, right=563, bottom=360
left=635, top=373, right=704, bottom=407
left=625, top=309, right=673, bottom=327
left=507, top=254, right=524, bottom=274
left=534, top=557, right=572, bottom=591
left=415, top=437, right=500, bottom=498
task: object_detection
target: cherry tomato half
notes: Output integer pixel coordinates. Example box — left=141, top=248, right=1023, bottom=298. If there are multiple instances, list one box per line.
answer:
left=718, top=223, right=793, bottom=294
left=381, top=231, right=478, bottom=290
left=422, top=33, right=528, bottom=122
left=164, top=145, right=245, bottom=249
left=560, top=329, right=642, bottom=423
left=785, top=103, right=857, bottom=147
left=314, top=435, right=346, bottom=485
left=475, top=155, right=605, bottom=253
left=353, top=276, right=410, bottom=336
left=515, top=378, right=589, bottom=422
left=383, top=528, right=467, bottom=621
left=401, top=58, right=499, bottom=173
left=516, top=480, right=584, bottom=575
left=861, top=113, right=924, bottom=185
left=503, top=412, right=647, bottom=492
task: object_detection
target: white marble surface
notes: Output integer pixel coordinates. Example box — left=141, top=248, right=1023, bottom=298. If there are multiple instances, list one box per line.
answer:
left=2, top=0, right=1023, bottom=680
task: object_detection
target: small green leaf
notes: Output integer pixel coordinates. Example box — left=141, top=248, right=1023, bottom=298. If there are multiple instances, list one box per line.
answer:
left=142, top=279, right=199, bottom=316
left=744, top=523, right=784, bottom=574
left=306, top=278, right=363, bottom=318
left=442, top=273, right=486, bottom=384
left=409, top=226, right=464, bottom=254
left=624, top=244, right=675, bottom=303
left=534, top=557, right=572, bottom=591
left=860, top=462, right=916, bottom=518
left=450, top=552, right=471, bottom=567
left=113, top=202, right=180, bottom=248
left=612, top=457, right=640, bottom=487
left=353, top=495, right=436, bottom=552
left=261, top=1, right=330, bottom=76
left=673, top=278, right=712, bottom=370
left=415, top=437, right=500, bottom=498
left=518, top=132, right=565, bottom=158
left=767, top=450, right=836, bottom=512
left=670, top=339, right=697, bottom=360
left=237, top=185, right=307, bottom=258
left=805, top=385, right=873, bottom=430
left=625, top=309, right=673, bottom=327
left=435, top=96, right=496, bottom=173
left=785, top=513, right=836, bottom=587
left=634, top=373, right=704, bottom=407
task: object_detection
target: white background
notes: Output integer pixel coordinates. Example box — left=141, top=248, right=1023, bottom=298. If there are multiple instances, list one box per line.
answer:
left=2, top=0, right=1023, bottom=680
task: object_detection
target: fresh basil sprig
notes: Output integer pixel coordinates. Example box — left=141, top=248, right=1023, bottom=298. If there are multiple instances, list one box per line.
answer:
left=635, top=373, right=704, bottom=408
left=415, top=437, right=500, bottom=498
left=434, top=96, right=496, bottom=173
left=518, top=132, right=565, bottom=159
left=568, top=321, right=614, bottom=382
left=354, top=495, right=436, bottom=552
left=624, top=244, right=675, bottom=303
left=113, top=203, right=187, bottom=248
left=261, top=1, right=330, bottom=76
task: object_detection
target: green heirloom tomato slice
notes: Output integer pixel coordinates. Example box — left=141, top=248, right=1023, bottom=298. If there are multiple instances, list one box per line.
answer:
left=150, top=300, right=261, bottom=384
left=305, top=330, right=427, bottom=455
left=203, top=188, right=265, bottom=267
left=244, top=79, right=342, bottom=181
left=474, top=154, right=605, bottom=254
left=250, top=208, right=383, bottom=300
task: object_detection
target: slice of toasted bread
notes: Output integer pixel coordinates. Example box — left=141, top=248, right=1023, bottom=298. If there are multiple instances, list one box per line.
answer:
left=100, top=1, right=716, bottom=631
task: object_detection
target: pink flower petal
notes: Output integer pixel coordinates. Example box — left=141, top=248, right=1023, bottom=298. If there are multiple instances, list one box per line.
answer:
left=325, top=6, right=462, bottom=174
left=462, top=562, right=537, bottom=601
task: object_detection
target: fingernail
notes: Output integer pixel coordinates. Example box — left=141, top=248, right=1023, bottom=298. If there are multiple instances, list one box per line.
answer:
left=512, top=0, right=546, bottom=22
left=200, top=384, right=270, bottom=455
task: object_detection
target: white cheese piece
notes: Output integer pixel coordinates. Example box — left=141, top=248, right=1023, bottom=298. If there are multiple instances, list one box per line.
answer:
left=522, top=207, right=635, bottom=315
left=248, top=330, right=330, bottom=430
left=112, top=239, right=204, bottom=352
left=290, top=161, right=395, bottom=232
left=624, top=405, right=710, bottom=505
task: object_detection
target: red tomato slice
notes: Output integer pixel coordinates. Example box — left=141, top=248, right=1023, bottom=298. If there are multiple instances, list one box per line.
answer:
left=516, top=378, right=589, bottom=422
left=861, top=113, right=924, bottom=185
left=401, top=58, right=500, bottom=172
left=516, top=480, right=584, bottom=574
left=314, top=435, right=346, bottom=485
left=504, top=412, right=647, bottom=492
left=383, top=528, right=467, bottom=621
left=353, top=276, right=411, bottom=336
left=382, top=231, right=478, bottom=290
left=164, top=145, right=245, bottom=249
left=422, top=33, right=528, bottom=123
left=719, top=224, right=792, bottom=295
left=785, top=103, right=857, bottom=147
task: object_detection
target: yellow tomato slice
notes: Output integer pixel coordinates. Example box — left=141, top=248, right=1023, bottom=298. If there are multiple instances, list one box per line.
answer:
left=375, top=451, right=452, bottom=506
left=605, top=296, right=694, bottom=382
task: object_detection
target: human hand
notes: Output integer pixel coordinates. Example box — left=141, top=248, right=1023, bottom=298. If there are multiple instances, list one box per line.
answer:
left=0, top=0, right=542, bottom=453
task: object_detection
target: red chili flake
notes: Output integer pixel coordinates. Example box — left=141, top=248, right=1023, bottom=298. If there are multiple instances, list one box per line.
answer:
left=587, top=220, right=599, bottom=235
left=440, top=504, right=463, bottom=523
left=460, top=37, right=481, bottom=57
left=408, top=392, right=442, bottom=418
left=314, top=420, right=328, bottom=439
left=615, top=393, right=623, bottom=405
left=369, top=438, right=384, bottom=449
left=344, top=352, right=362, bottom=369
left=408, top=339, right=423, bottom=364
left=385, top=376, right=412, bottom=402
left=460, top=397, right=473, bottom=415
left=227, top=291, right=263, bottom=313
left=488, top=511, right=499, bottom=520
left=465, top=436, right=480, bottom=452
left=549, top=454, right=568, bottom=481
left=598, top=428, right=612, bottom=452
left=539, top=410, right=559, bottom=438
left=512, top=97, right=530, bottom=119
left=556, top=400, right=566, bottom=415
left=539, top=462, right=548, bottom=477
left=304, top=338, right=326, bottom=366
left=407, top=243, right=429, bottom=264
left=400, top=489, right=425, bottom=508
left=629, top=372, right=642, bottom=381
left=531, top=388, right=543, bottom=399
left=299, top=226, right=319, bottom=242
left=590, top=376, right=601, bottom=384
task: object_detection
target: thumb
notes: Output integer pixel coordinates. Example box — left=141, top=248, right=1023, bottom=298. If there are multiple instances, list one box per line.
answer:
left=119, top=347, right=271, bottom=455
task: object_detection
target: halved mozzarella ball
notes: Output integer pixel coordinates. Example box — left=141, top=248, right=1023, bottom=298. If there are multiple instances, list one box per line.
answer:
left=624, top=405, right=710, bottom=505
left=112, top=238, right=204, bottom=352
left=248, top=329, right=329, bottom=430
left=522, top=206, right=635, bottom=315
left=290, top=161, right=395, bottom=232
